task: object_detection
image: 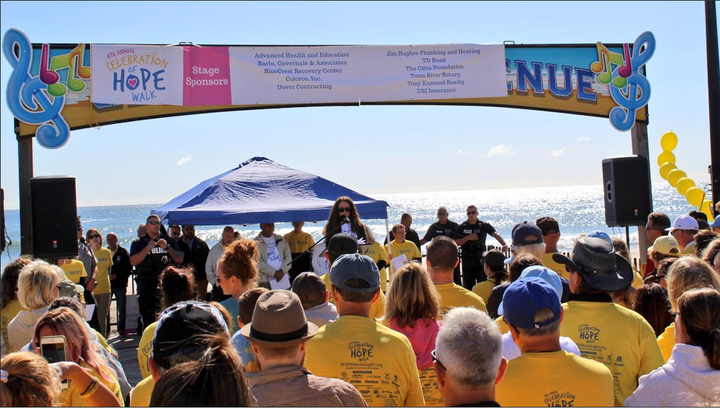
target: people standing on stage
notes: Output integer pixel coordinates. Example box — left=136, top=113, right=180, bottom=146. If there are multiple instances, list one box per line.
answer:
left=206, top=226, right=236, bottom=301
left=167, top=225, right=181, bottom=242
left=129, top=215, right=183, bottom=331
left=106, top=232, right=131, bottom=336
left=255, top=223, right=292, bottom=289
left=284, top=221, right=315, bottom=282
left=385, top=223, right=422, bottom=281
left=385, top=213, right=421, bottom=250
left=76, top=217, right=99, bottom=329
left=455, top=205, right=507, bottom=290
left=420, top=207, right=462, bottom=285
left=87, top=228, right=113, bottom=337
left=176, top=225, right=210, bottom=300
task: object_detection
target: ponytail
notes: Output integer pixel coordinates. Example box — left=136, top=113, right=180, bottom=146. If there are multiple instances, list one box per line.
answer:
left=678, top=288, right=720, bottom=370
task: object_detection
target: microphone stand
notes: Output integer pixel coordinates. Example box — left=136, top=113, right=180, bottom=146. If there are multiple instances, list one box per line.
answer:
left=289, top=218, right=348, bottom=266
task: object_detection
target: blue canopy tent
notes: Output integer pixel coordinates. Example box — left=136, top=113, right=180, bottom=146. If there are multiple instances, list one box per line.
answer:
left=152, top=157, right=389, bottom=226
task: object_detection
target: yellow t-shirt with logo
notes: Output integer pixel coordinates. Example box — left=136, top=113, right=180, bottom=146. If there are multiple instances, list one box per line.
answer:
left=304, top=315, right=425, bottom=407
left=130, top=375, right=155, bottom=407
left=360, top=242, right=390, bottom=292
left=1, top=300, right=28, bottom=352
left=384, top=240, right=421, bottom=278
left=283, top=231, right=315, bottom=254
left=60, top=259, right=86, bottom=284
left=496, top=350, right=614, bottom=407
left=560, top=300, right=664, bottom=407
left=137, top=322, right=158, bottom=380
left=61, top=362, right=124, bottom=407
left=657, top=322, right=675, bottom=363
left=323, top=271, right=385, bottom=321
left=543, top=253, right=570, bottom=280
left=92, top=247, right=113, bottom=295
left=434, top=282, right=487, bottom=320
left=419, top=367, right=444, bottom=407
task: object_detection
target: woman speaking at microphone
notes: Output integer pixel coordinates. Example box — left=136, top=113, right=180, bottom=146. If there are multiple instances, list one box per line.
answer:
left=323, top=196, right=371, bottom=244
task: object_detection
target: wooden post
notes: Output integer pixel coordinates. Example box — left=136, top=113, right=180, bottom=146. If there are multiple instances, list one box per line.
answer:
left=631, top=120, right=650, bottom=268
left=16, top=118, right=33, bottom=256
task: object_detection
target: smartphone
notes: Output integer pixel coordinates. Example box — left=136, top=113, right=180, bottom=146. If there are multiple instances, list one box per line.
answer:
left=40, top=335, right=69, bottom=389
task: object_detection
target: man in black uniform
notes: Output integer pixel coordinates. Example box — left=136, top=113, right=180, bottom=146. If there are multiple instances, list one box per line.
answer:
left=455, top=205, right=507, bottom=290
left=420, top=207, right=462, bottom=285
left=107, top=232, right=132, bottom=335
left=130, top=214, right=183, bottom=331
left=177, top=225, right=210, bottom=301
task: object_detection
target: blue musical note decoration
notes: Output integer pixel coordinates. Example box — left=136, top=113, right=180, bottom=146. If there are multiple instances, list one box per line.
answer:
left=608, top=31, right=655, bottom=132
left=3, top=28, right=70, bottom=148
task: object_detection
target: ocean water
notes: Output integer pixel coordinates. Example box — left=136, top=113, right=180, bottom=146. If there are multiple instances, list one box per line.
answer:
left=0, top=183, right=707, bottom=270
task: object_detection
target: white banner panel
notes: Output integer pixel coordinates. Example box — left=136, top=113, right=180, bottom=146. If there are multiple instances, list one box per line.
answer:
left=229, top=44, right=507, bottom=104
left=91, top=45, right=184, bottom=105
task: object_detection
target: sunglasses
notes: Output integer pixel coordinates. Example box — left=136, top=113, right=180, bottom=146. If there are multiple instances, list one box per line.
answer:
left=431, top=350, right=446, bottom=371
left=467, top=211, right=477, bottom=215
left=338, top=207, right=351, bottom=213
left=88, top=235, right=101, bottom=240
left=147, top=221, right=161, bottom=225
left=437, top=213, right=447, bottom=216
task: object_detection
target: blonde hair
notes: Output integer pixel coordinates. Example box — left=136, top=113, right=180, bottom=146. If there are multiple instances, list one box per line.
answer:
left=667, top=256, right=720, bottom=311
left=218, top=237, right=258, bottom=287
left=384, top=263, right=439, bottom=328
left=1, top=351, right=61, bottom=407
left=32, top=307, right=115, bottom=383
left=17, top=260, right=61, bottom=310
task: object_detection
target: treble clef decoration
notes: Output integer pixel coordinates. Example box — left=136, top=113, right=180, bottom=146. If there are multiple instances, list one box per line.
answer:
left=3, top=28, right=70, bottom=148
left=608, top=31, right=656, bottom=132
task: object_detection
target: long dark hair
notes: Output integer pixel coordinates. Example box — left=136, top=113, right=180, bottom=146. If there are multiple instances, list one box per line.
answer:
left=632, top=283, right=674, bottom=337
left=1, top=257, right=32, bottom=309
left=324, top=196, right=365, bottom=238
left=677, top=288, right=720, bottom=369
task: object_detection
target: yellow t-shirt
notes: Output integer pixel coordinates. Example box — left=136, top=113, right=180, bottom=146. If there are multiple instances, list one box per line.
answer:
left=471, top=279, right=499, bottom=305
left=543, top=252, right=570, bottom=280
left=657, top=322, right=675, bottom=363
left=384, top=240, right=421, bottom=277
left=283, top=231, right=315, bottom=254
left=434, top=282, right=488, bottom=320
left=419, top=367, right=444, bottom=407
left=360, top=242, right=390, bottom=292
left=130, top=375, right=155, bottom=407
left=92, top=247, right=113, bottom=295
left=137, top=322, right=158, bottom=380
left=1, top=300, right=27, bottom=352
left=495, top=315, right=510, bottom=334
left=323, top=271, right=386, bottom=321
left=60, top=259, right=86, bottom=284
left=304, top=315, right=425, bottom=407
left=61, top=362, right=124, bottom=407
left=631, top=270, right=644, bottom=289
left=560, top=300, right=664, bottom=407
left=496, top=350, right=614, bottom=407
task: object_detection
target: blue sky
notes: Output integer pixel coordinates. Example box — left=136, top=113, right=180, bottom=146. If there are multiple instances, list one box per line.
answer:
left=1, top=1, right=717, bottom=209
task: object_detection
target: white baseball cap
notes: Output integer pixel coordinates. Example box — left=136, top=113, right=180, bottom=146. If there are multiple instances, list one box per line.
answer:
left=666, top=215, right=699, bottom=232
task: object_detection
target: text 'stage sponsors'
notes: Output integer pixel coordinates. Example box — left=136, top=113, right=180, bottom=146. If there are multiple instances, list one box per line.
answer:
left=228, top=45, right=507, bottom=105
left=183, top=47, right=232, bottom=106
left=91, top=45, right=184, bottom=105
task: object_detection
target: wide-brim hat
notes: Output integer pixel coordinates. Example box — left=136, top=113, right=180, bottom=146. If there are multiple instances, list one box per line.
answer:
left=241, top=290, right=319, bottom=348
left=551, top=236, right=633, bottom=293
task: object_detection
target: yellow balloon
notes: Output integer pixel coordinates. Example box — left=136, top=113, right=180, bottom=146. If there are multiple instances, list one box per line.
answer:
left=675, top=177, right=695, bottom=195
left=685, top=187, right=705, bottom=207
left=700, top=201, right=714, bottom=221
left=667, top=169, right=687, bottom=187
left=660, top=131, right=678, bottom=151
left=659, top=163, right=677, bottom=180
left=657, top=151, right=676, bottom=166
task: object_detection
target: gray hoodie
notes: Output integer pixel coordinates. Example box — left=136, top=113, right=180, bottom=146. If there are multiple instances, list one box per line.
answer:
left=625, top=343, right=720, bottom=406
left=7, top=306, right=50, bottom=353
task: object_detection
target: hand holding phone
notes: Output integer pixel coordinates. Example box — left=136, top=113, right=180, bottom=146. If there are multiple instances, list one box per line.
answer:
left=41, top=335, right=69, bottom=389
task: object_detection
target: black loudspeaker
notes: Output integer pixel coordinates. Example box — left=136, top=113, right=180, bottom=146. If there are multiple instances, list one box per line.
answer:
left=602, top=156, right=653, bottom=227
left=30, top=176, right=78, bottom=259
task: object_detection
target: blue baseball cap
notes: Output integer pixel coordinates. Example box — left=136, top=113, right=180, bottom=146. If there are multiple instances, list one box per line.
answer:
left=709, top=215, right=720, bottom=229
left=498, top=266, right=562, bottom=315
left=329, top=253, right=380, bottom=293
left=501, top=277, right=562, bottom=329
left=587, top=230, right=612, bottom=245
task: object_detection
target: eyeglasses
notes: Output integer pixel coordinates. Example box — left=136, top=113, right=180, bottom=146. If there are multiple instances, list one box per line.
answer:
left=645, top=224, right=662, bottom=231
left=467, top=211, right=477, bottom=215
left=88, top=235, right=101, bottom=240
left=431, top=350, right=446, bottom=371
left=148, top=221, right=161, bottom=225
left=338, top=207, right=351, bottom=213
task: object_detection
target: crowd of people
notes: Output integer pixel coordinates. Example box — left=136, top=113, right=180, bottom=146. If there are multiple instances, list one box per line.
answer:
left=2, top=195, right=720, bottom=407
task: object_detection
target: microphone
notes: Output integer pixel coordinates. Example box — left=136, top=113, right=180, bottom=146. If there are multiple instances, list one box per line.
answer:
left=341, top=216, right=350, bottom=223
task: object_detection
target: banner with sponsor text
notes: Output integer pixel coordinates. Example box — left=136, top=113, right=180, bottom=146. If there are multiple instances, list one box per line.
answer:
left=91, top=44, right=508, bottom=106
